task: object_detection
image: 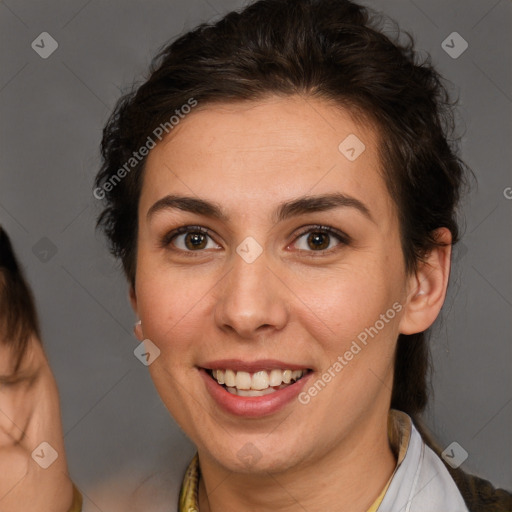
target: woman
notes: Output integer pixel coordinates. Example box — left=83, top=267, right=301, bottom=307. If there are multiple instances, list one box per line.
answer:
left=92, top=0, right=512, bottom=510
left=0, top=227, right=82, bottom=511
left=1, top=0, right=510, bottom=510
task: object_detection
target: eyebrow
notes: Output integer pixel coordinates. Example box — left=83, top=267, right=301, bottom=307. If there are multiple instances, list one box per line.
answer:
left=147, top=192, right=374, bottom=224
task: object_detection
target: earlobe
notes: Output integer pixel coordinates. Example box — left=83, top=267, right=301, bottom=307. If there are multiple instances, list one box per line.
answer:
left=129, top=285, right=144, bottom=341
left=134, top=320, right=144, bottom=341
left=398, top=228, right=452, bottom=335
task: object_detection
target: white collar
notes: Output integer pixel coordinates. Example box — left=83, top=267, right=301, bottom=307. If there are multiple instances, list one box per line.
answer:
left=378, top=412, right=469, bottom=512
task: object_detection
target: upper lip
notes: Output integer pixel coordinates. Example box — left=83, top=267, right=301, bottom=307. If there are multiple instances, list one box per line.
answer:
left=199, top=359, right=313, bottom=372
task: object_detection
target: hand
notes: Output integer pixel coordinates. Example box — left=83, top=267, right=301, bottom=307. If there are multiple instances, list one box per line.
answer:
left=0, top=336, right=74, bottom=511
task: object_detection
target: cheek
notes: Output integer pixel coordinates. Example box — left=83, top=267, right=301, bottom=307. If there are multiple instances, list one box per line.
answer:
left=295, top=261, right=400, bottom=344
left=135, top=265, right=215, bottom=352
left=301, top=268, right=401, bottom=401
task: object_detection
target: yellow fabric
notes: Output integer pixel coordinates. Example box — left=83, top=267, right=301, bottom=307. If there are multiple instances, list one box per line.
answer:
left=366, top=480, right=392, bottom=512
left=178, top=409, right=412, bottom=512
left=68, top=482, right=83, bottom=512
left=179, top=452, right=201, bottom=512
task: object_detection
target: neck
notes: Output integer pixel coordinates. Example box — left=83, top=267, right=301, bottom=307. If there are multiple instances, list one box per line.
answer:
left=197, top=407, right=396, bottom=512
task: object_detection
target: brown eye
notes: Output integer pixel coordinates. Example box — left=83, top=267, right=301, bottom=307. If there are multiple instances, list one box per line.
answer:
left=292, top=225, right=350, bottom=254
left=162, top=226, right=221, bottom=252
left=183, top=231, right=208, bottom=250
left=306, top=232, right=330, bottom=250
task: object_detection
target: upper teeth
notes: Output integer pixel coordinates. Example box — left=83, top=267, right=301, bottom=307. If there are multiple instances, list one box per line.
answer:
left=211, top=369, right=307, bottom=390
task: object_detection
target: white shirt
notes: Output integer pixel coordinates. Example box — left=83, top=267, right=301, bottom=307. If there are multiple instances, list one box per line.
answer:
left=377, top=411, right=469, bottom=511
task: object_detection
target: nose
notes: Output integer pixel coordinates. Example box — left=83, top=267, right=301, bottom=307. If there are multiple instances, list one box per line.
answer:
left=214, top=249, right=289, bottom=340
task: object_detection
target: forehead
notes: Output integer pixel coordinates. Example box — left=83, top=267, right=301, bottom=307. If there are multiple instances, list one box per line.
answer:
left=140, top=95, right=394, bottom=224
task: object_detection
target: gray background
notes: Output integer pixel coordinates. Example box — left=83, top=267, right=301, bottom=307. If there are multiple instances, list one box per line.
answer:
left=1, top=0, right=511, bottom=509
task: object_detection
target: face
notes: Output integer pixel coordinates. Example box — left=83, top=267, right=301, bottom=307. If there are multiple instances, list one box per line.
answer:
left=132, top=95, right=412, bottom=474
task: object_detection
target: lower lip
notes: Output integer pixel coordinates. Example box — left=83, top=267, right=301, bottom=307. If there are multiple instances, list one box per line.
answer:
left=199, top=368, right=313, bottom=418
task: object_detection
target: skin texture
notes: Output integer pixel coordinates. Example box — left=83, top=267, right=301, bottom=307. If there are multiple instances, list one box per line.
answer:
left=0, top=336, right=74, bottom=512
left=130, top=94, right=452, bottom=512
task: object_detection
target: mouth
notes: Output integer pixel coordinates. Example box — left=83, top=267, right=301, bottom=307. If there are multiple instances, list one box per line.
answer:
left=203, top=367, right=313, bottom=397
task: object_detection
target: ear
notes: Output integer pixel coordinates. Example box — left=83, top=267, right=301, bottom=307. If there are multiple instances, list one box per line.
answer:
left=398, top=228, right=452, bottom=335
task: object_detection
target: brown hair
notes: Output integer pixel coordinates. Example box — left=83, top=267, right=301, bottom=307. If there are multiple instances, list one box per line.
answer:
left=0, top=226, right=41, bottom=374
left=94, top=0, right=511, bottom=508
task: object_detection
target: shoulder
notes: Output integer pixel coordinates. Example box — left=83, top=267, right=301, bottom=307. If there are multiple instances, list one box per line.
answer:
left=380, top=415, right=470, bottom=511
left=443, top=464, right=512, bottom=512
left=416, top=423, right=512, bottom=512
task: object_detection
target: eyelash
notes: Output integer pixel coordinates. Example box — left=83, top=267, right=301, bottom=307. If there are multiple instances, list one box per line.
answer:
left=160, top=224, right=351, bottom=257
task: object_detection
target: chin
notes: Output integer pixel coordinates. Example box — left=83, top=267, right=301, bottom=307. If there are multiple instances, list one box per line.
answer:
left=203, top=437, right=310, bottom=475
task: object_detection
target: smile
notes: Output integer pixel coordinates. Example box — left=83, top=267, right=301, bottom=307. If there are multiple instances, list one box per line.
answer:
left=207, top=368, right=310, bottom=396
left=198, top=359, right=315, bottom=417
